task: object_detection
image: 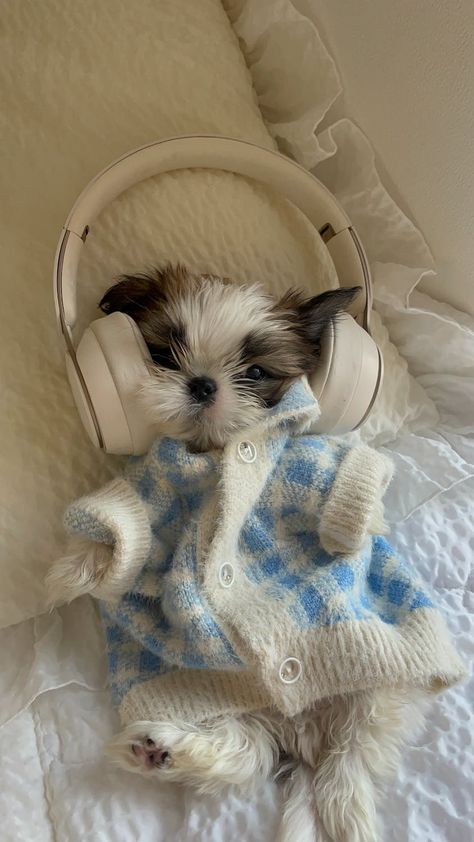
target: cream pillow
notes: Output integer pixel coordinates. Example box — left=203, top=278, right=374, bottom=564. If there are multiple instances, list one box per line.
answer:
left=0, top=0, right=433, bottom=628
left=0, top=0, right=333, bottom=628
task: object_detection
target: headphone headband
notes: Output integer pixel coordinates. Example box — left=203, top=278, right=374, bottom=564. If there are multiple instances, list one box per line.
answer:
left=54, top=135, right=371, bottom=336
left=53, top=135, right=378, bottom=453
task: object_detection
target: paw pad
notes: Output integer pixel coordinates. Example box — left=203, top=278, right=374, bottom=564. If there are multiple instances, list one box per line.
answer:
left=132, top=737, right=170, bottom=770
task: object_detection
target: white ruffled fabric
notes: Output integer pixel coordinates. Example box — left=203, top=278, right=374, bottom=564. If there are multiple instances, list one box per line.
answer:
left=226, top=6, right=474, bottom=842
left=226, top=0, right=473, bottom=462
left=225, top=0, right=436, bottom=305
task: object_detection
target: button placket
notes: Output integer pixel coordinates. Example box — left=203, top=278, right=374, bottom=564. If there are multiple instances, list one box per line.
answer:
left=279, top=657, right=302, bottom=684
left=237, top=441, right=257, bottom=463
left=219, top=562, right=234, bottom=588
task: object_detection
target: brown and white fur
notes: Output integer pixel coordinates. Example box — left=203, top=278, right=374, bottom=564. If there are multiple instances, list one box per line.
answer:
left=47, top=265, right=427, bottom=842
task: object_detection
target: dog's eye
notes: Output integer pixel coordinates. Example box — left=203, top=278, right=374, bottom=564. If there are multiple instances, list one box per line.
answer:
left=150, top=346, right=180, bottom=371
left=245, top=365, right=266, bottom=381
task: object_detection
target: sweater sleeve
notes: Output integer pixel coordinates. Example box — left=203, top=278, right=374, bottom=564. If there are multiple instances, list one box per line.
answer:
left=64, top=477, right=152, bottom=596
left=319, top=445, right=394, bottom=555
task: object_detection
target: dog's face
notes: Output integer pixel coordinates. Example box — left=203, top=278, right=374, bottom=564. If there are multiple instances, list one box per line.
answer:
left=100, top=265, right=359, bottom=451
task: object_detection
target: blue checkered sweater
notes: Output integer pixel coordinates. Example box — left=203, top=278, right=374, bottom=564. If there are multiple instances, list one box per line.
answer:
left=65, top=379, right=463, bottom=725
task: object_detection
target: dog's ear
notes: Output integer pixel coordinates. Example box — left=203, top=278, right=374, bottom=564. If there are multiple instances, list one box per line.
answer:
left=98, top=264, right=192, bottom=323
left=279, top=286, right=361, bottom=350
left=99, top=272, right=165, bottom=322
left=297, top=286, right=361, bottom=346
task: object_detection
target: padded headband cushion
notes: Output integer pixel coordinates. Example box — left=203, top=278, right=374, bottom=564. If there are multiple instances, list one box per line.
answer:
left=55, top=137, right=379, bottom=454
left=55, top=137, right=371, bottom=334
left=72, top=166, right=339, bottom=343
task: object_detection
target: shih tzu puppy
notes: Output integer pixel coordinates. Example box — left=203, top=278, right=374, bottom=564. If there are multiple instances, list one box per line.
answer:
left=98, top=264, right=358, bottom=451
left=46, top=265, right=463, bottom=842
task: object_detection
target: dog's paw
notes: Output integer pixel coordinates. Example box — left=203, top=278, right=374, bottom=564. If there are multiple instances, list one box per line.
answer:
left=45, top=537, right=113, bottom=608
left=107, top=721, right=180, bottom=777
left=131, top=737, right=171, bottom=772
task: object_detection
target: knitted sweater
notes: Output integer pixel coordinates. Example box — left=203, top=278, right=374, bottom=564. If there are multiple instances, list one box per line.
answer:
left=64, top=378, right=464, bottom=725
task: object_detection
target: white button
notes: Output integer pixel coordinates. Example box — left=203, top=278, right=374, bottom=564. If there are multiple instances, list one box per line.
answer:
left=219, top=562, right=234, bottom=588
left=238, top=441, right=257, bottom=463
left=279, top=657, right=302, bottom=684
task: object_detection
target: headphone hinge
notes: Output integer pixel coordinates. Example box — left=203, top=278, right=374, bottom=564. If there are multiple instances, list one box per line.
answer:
left=319, top=222, right=336, bottom=243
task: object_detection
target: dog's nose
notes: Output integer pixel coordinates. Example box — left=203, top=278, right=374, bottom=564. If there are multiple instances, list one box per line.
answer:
left=188, top=377, right=217, bottom=404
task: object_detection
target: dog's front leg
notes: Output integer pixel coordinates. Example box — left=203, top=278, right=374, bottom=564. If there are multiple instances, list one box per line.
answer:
left=46, top=478, right=152, bottom=607
left=45, top=537, right=117, bottom=606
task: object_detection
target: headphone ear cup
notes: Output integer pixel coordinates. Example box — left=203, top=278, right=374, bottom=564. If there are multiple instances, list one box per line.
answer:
left=73, top=312, right=154, bottom=455
left=70, top=311, right=381, bottom=450
left=310, top=314, right=382, bottom=433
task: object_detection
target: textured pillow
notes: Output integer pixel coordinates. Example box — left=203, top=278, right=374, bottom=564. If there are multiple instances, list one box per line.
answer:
left=0, top=0, right=335, bottom=628
left=359, top=311, right=438, bottom=447
left=0, top=0, right=432, bottom=628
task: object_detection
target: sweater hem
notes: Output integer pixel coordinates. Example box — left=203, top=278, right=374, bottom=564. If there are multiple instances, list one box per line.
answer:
left=259, top=607, right=466, bottom=716
left=116, top=609, right=466, bottom=724
left=118, top=668, right=271, bottom=725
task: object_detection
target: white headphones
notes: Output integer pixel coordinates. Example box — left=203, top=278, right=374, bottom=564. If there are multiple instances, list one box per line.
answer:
left=53, top=135, right=382, bottom=455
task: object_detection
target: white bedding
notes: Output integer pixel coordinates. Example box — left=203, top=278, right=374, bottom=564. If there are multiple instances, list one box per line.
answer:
left=1, top=1, right=472, bottom=841
left=1, top=310, right=472, bottom=840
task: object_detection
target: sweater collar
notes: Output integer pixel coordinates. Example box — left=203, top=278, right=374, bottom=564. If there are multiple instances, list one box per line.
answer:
left=147, top=377, right=320, bottom=462
left=249, top=376, right=320, bottom=437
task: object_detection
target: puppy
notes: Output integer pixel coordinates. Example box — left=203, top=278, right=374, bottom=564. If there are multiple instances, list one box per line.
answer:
left=47, top=265, right=438, bottom=842
left=98, top=264, right=359, bottom=451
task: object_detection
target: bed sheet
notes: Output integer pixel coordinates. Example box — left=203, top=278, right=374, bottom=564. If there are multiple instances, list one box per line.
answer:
left=1, top=295, right=472, bottom=842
